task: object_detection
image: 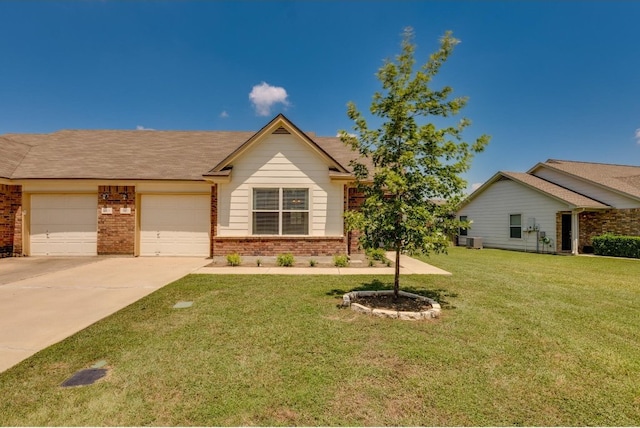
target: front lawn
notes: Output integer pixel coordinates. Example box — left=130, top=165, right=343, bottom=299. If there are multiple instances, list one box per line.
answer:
left=1, top=248, right=639, bottom=426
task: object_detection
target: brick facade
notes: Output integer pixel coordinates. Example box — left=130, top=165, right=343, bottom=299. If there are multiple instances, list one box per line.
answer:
left=97, top=185, right=136, bottom=255
left=346, top=186, right=365, bottom=254
left=210, top=184, right=217, bottom=257
left=579, top=208, right=640, bottom=251
left=0, top=184, right=22, bottom=258
left=212, top=236, right=346, bottom=256
left=555, top=209, right=640, bottom=253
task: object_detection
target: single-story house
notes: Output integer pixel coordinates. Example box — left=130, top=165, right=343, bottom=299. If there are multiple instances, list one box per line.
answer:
left=0, top=114, right=368, bottom=258
left=457, top=159, right=640, bottom=254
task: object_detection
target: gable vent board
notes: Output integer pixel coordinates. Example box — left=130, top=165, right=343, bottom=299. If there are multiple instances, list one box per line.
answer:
left=272, top=126, right=291, bottom=134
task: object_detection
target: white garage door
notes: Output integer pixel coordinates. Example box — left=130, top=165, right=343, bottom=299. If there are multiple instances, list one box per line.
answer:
left=30, top=194, right=98, bottom=256
left=140, top=195, right=210, bottom=256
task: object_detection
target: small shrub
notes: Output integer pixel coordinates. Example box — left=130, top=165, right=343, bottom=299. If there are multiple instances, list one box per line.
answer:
left=368, top=259, right=375, bottom=267
left=276, top=253, right=295, bottom=267
left=226, top=253, right=242, bottom=266
left=333, top=254, right=349, bottom=267
left=309, top=259, right=317, bottom=267
left=592, top=233, right=640, bottom=259
left=365, top=247, right=387, bottom=262
left=256, top=258, right=262, bottom=267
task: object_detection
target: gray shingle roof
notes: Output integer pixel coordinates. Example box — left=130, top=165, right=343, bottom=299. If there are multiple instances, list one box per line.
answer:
left=0, top=128, right=362, bottom=181
left=532, top=159, right=640, bottom=201
left=0, top=136, right=32, bottom=179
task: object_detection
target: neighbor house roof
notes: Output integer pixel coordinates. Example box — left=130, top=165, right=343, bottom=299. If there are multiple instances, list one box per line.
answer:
left=461, top=170, right=611, bottom=210
left=529, top=159, right=640, bottom=202
left=0, top=116, right=363, bottom=181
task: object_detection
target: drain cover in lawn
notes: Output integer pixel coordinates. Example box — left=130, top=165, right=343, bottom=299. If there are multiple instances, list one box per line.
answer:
left=61, top=368, right=107, bottom=387
left=173, top=301, right=193, bottom=309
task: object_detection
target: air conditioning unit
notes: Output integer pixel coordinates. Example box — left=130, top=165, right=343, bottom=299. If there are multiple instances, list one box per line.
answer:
left=466, top=237, right=483, bottom=249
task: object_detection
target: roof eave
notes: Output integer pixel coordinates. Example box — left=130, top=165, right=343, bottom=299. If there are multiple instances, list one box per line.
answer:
left=531, top=161, right=640, bottom=204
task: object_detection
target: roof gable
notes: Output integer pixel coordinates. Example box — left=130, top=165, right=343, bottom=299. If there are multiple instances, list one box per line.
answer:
left=461, top=170, right=610, bottom=210
left=205, top=114, right=350, bottom=175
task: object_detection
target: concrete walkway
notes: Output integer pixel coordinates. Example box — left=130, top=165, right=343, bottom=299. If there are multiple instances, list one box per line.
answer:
left=194, top=252, right=451, bottom=275
left=0, top=257, right=209, bottom=373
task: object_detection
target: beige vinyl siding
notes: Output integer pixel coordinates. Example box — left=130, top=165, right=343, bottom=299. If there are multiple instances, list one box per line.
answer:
left=217, top=134, right=343, bottom=237
left=458, top=178, right=567, bottom=251
left=533, top=167, right=640, bottom=209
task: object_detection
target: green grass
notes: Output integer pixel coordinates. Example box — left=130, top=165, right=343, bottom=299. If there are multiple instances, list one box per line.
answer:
left=1, top=248, right=640, bottom=426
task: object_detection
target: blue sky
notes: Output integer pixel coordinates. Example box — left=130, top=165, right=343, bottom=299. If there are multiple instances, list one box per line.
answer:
left=1, top=1, right=639, bottom=192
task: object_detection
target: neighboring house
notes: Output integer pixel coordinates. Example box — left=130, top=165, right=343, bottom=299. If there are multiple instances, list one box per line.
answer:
left=0, top=114, right=367, bottom=258
left=457, top=159, right=640, bottom=254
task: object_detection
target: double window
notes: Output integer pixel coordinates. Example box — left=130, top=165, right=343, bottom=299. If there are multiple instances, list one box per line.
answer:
left=252, top=188, right=309, bottom=235
left=509, top=214, right=522, bottom=239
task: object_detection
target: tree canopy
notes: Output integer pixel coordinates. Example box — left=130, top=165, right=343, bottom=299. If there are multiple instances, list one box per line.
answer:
left=341, top=28, right=490, bottom=297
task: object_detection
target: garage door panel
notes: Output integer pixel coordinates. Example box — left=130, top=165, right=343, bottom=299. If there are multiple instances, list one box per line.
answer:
left=140, top=195, right=210, bottom=257
left=30, top=194, right=97, bottom=256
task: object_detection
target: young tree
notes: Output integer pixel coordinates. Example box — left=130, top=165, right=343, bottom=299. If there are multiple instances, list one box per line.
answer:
left=341, top=28, right=490, bottom=299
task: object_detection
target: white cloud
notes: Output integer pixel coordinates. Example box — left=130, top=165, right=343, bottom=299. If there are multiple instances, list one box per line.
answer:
left=136, top=125, right=155, bottom=131
left=219, top=110, right=229, bottom=118
left=249, top=82, right=289, bottom=116
left=471, top=182, right=483, bottom=191
left=336, top=131, right=357, bottom=138
left=635, top=128, right=640, bottom=144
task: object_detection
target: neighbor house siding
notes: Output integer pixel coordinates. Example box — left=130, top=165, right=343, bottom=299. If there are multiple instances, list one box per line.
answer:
left=458, top=178, right=567, bottom=251
left=532, top=167, right=640, bottom=209
left=216, top=134, right=344, bottom=237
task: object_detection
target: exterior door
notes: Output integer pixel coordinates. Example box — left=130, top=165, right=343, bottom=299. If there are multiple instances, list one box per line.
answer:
left=30, top=194, right=98, bottom=256
left=561, top=213, right=572, bottom=251
left=140, top=195, right=210, bottom=256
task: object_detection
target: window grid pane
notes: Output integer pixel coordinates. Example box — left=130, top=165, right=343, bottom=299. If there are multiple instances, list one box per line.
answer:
left=283, top=189, right=309, bottom=210
left=254, top=188, right=279, bottom=210
left=253, top=212, right=279, bottom=235
left=282, top=212, right=309, bottom=235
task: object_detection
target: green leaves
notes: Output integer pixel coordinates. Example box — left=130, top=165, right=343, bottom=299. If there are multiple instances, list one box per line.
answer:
left=341, top=27, right=490, bottom=295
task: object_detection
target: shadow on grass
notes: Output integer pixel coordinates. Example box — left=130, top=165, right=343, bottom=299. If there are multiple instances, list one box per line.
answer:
left=327, top=279, right=458, bottom=309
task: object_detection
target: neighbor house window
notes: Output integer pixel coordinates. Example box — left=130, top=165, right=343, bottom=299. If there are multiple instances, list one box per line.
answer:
left=509, top=214, right=522, bottom=239
left=252, top=188, right=309, bottom=235
left=459, top=215, right=468, bottom=236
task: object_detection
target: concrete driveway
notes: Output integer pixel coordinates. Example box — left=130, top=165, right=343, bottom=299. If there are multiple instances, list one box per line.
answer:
left=0, top=256, right=209, bottom=373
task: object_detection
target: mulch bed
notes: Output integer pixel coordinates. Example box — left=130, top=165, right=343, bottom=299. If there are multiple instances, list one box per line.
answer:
left=351, top=294, right=432, bottom=312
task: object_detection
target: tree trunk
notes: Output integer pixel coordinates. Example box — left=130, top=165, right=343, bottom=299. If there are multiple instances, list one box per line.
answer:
left=394, top=244, right=401, bottom=300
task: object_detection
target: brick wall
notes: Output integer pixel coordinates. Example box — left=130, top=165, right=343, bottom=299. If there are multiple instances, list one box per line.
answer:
left=210, top=184, right=217, bottom=258
left=97, top=185, right=135, bottom=255
left=346, top=186, right=365, bottom=254
left=579, top=208, right=640, bottom=251
left=212, top=236, right=346, bottom=256
left=0, top=184, right=22, bottom=258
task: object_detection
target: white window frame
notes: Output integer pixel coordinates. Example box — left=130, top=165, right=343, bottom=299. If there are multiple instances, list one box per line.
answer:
left=459, top=215, right=468, bottom=237
left=251, top=187, right=310, bottom=236
left=509, top=213, right=522, bottom=239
